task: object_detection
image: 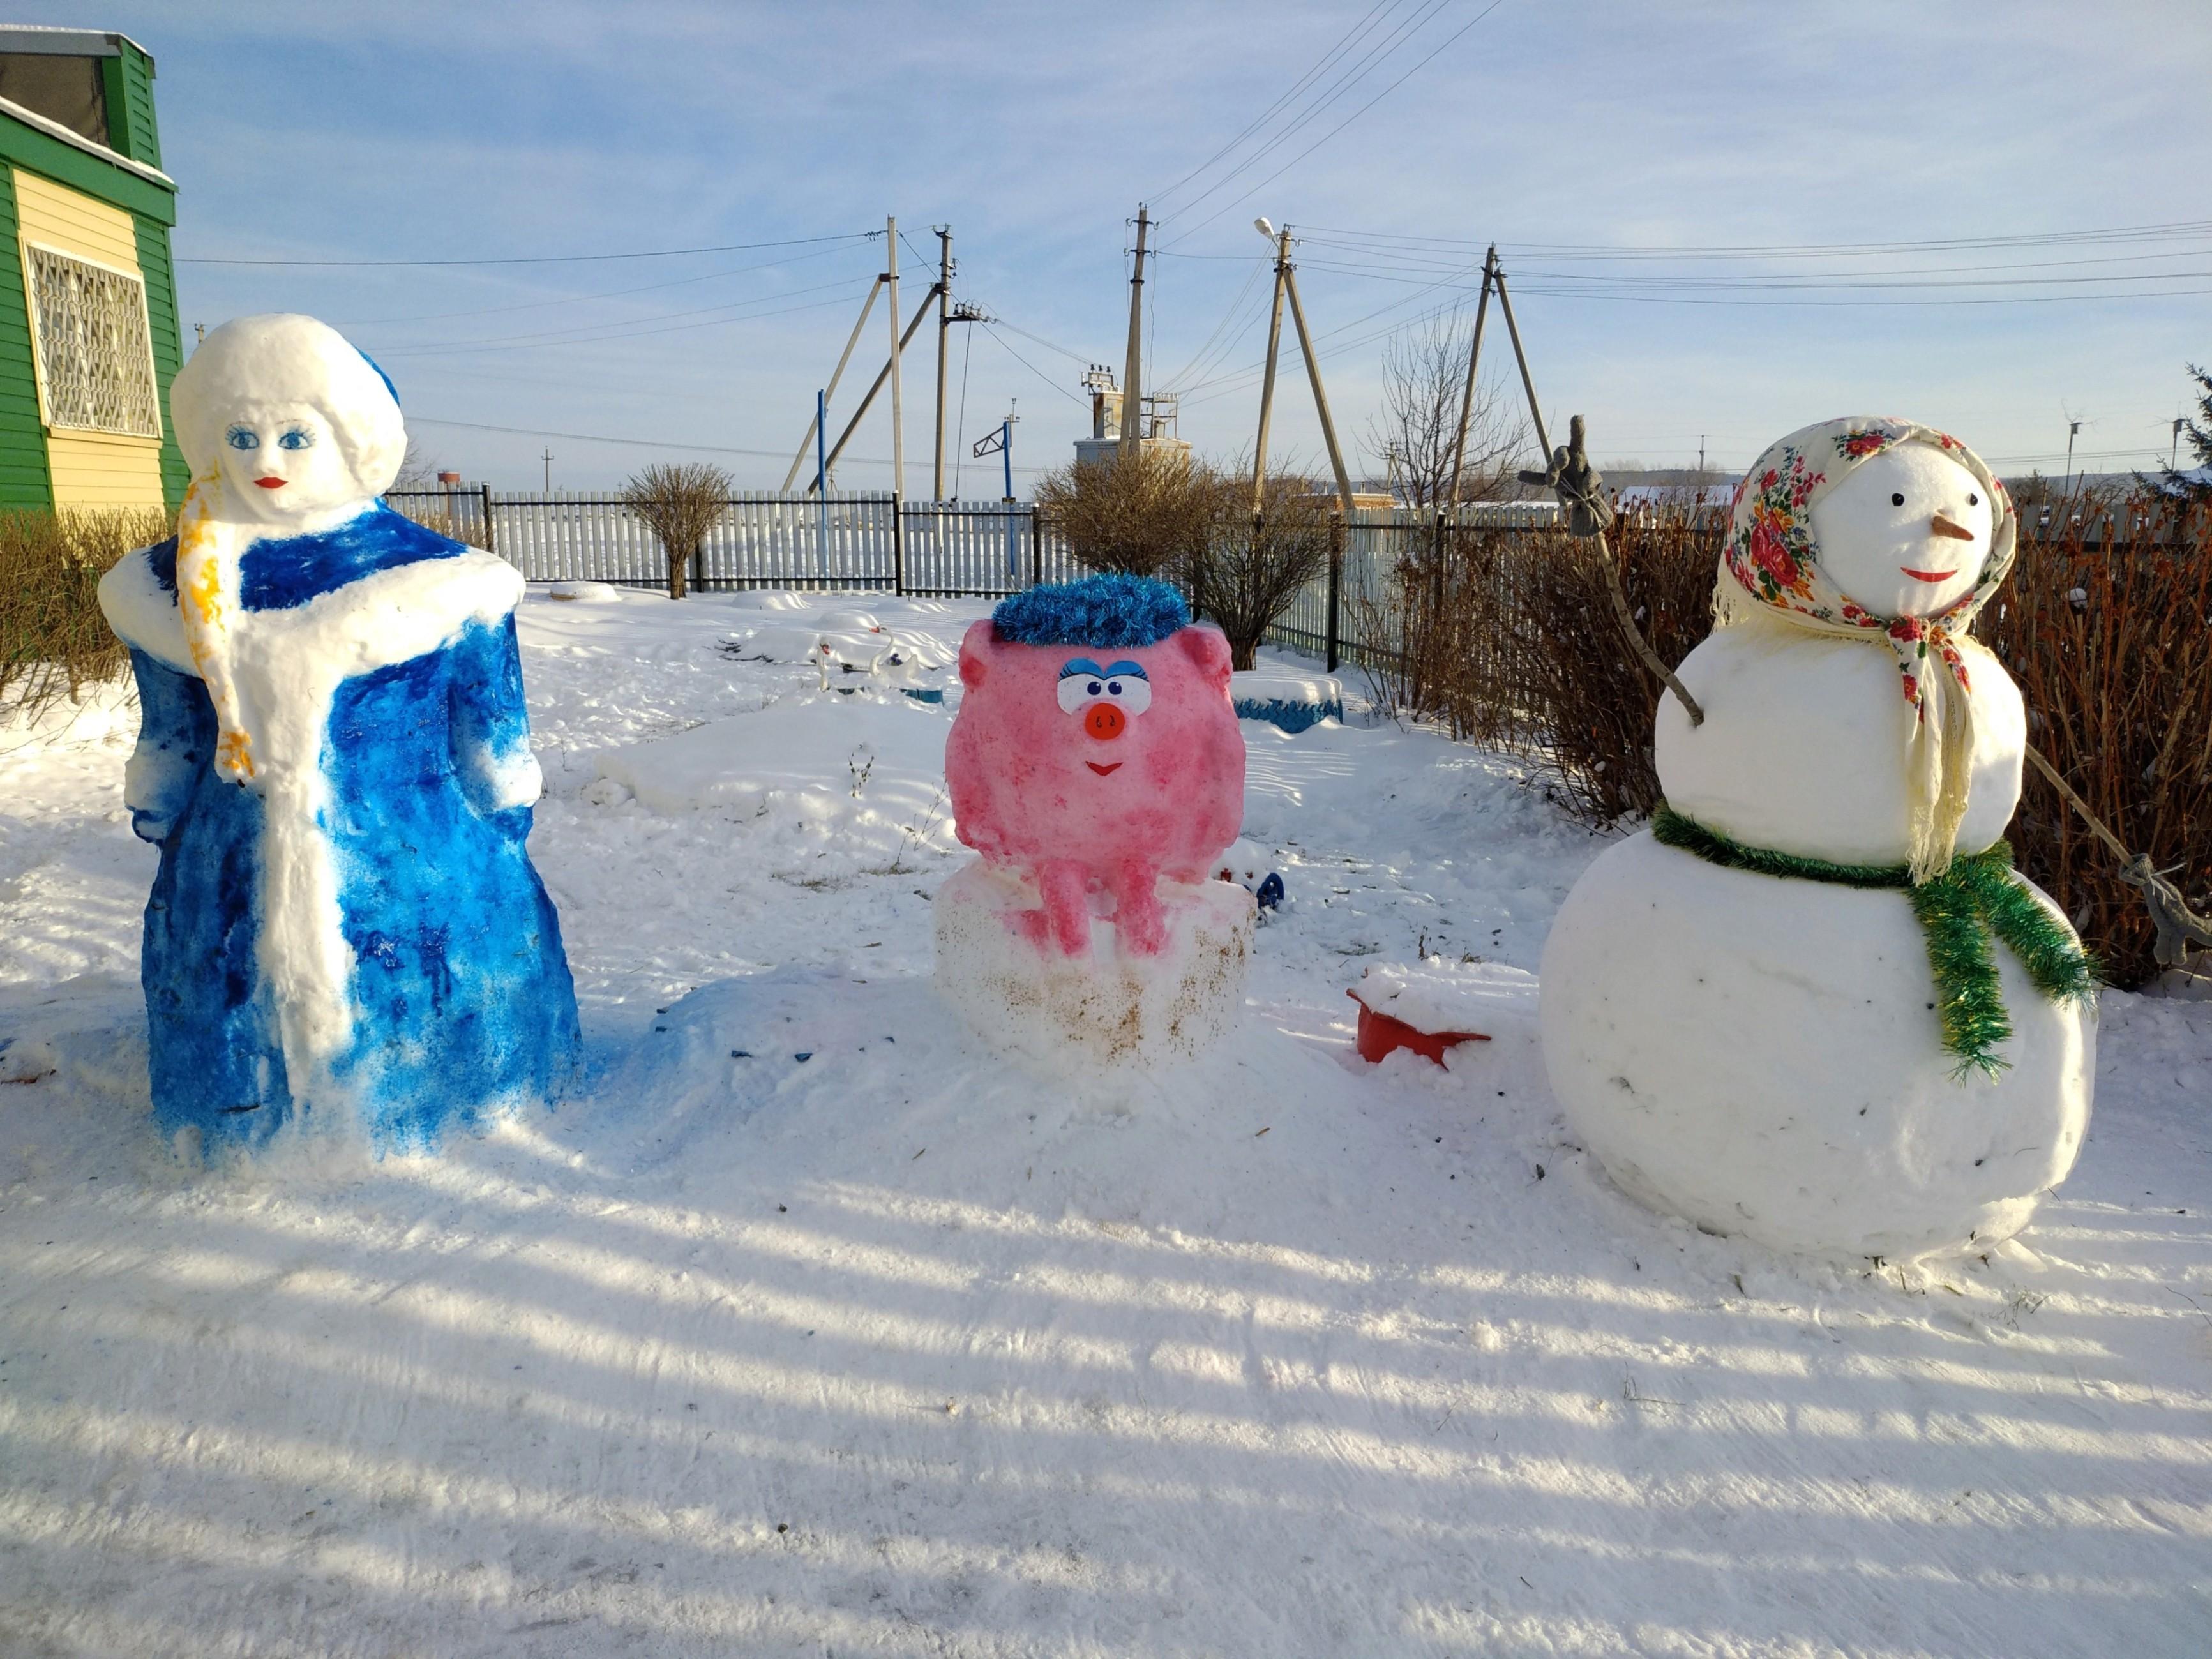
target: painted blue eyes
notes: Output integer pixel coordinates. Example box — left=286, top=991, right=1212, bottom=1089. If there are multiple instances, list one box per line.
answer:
left=225, top=426, right=315, bottom=452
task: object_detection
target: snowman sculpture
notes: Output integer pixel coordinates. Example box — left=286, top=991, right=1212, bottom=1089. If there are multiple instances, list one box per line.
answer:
left=1539, top=417, right=2096, bottom=1258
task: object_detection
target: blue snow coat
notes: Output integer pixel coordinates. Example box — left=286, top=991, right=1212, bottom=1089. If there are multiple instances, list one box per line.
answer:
left=99, top=505, right=580, bottom=1154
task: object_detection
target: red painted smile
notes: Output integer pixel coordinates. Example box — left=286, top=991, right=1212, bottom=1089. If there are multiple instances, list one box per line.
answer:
left=1087, top=761, right=1122, bottom=776
left=1901, top=567, right=1955, bottom=582
left=254, top=476, right=287, bottom=489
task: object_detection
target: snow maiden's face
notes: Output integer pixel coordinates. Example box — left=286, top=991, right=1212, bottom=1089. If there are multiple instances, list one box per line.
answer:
left=1809, top=441, right=1992, bottom=620
left=210, top=402, right=362, bottom=526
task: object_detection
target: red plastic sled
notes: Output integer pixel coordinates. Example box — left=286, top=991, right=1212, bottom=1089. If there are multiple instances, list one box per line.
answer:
left=1347, top=987, right=1491, bottom=1067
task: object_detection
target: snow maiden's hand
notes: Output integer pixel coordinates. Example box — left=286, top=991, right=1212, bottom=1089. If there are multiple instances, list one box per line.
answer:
left=448, top=616, right=543, bottom=823
left=121, top=648, right=211, bottom=845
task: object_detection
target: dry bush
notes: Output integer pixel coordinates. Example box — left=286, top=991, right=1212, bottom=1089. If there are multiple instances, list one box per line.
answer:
left=1200, top=474, right=1334, bottom=671
left=1035, top=449, right=1217, bottom=580
left=1, top=507, right=171, bottom=717
left=1512, top=510, right=1722, bottom=820
left=622, top=462, right=732, bottom=600
left=1980, top=492, right=2212, bottom=987
left=1354, top=505, right=1719, bottom=816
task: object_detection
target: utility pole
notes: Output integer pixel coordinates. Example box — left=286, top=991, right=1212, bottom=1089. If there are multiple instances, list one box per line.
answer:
left=815, top=389, right=830, bottom=575
left=1491, top=259, right=1551, bottom=461
left=2064, top=418, right=2082, bottom=497
left=1447, top=244, right=1497, bottom=507
left=885, top=214, right=905, bottom=502
left=542, top=447, right=552, bottom=493
left=1253, top=221, right=1291, bottom=514
left=1118, top=205, right=1150, bottom=467
left=2172, top=417, right=2185, bottom=472
left=934, top=225, right=954, bottom=501
left=1697, top=435, right=1706, bottom=478
left=780, top=275, right=884, bottom=490
left=1279, top=251, right=1355, bottom=513
left=809, top=291, right=943, bottom=492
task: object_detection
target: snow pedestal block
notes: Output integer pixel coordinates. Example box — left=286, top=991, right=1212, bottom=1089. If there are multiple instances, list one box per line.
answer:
left=1231, top=669, right=1343, bottom=734
left=1539, top=832, right=2095, bottom=1259
left=933, top=860, right=1253, bottom=1073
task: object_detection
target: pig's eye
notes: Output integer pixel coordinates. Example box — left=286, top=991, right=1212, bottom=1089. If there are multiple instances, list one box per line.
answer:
left=1057, top=673, right=1099, bottom=715
left=1102, top=675, right=1152, bottom=714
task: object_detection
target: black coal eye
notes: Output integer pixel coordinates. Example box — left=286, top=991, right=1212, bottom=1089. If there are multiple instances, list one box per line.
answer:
left=1891, top=492, right=1905, bottom=506
left=1967, top=492, right=1979, bottom=506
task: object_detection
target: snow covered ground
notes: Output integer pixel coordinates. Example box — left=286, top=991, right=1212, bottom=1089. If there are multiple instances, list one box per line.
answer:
left=2, top=586, right=2208, bottom=1658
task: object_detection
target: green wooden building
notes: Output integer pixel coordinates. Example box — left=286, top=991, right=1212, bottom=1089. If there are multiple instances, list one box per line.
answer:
left=0, top=26, right=184, bottom=512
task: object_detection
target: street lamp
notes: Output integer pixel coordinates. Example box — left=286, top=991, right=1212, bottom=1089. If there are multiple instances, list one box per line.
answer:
left=2063, top=419, right=2082, bottom=497
left=2176, top=417, right=2188, bottom=472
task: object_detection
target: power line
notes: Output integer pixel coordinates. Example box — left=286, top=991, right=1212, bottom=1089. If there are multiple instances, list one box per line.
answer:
left=1150, top=0, right=1398, bottom=209
left=979, top=324, right=1088, bottom=406
left=1290, top=218, right=2212, bottom=259
left=1164, top=0, right=1460, bottom=234
left=368, top=280, right=873, bottom=357
left=409, top=415, right=1045, bottom=474
left=1164, top=0, right=1510, bottom=248
left=333, top=242, right=857, bottom=327
left=177, top=230, right=877, bottom=268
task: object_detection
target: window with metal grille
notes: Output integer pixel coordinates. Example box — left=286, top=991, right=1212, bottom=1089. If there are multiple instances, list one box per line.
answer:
left=25, top=244, right=162, bottom=439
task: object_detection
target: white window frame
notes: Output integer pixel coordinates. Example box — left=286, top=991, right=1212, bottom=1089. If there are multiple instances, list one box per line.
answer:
left=20, top=239, right=162, bottom=440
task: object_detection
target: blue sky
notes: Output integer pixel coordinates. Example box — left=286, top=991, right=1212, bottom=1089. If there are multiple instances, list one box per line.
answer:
left=27, top=1, right=2212, bottom=490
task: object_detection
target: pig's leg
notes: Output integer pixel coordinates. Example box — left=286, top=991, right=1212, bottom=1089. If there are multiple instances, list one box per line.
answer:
left=1035, top=860, right=1094, bottom=957
left=1111, top=861, right=1167, bottom=956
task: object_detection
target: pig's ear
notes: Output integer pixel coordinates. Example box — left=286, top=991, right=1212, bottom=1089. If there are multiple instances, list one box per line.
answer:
left=958, top=619, right=995, bottom=689
left=1178, top=624, right=1233, bottom=692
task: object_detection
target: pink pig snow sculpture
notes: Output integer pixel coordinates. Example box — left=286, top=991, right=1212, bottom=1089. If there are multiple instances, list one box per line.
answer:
left=935, top=576, right=1255, bottom=1072
left=948, top=575, right=1244, bottom=956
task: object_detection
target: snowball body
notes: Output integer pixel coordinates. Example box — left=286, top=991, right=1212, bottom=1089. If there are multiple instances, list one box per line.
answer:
left=1540, top=835, right=2092, bottom=1257
left=1654, top=610, right=2026, bottom=867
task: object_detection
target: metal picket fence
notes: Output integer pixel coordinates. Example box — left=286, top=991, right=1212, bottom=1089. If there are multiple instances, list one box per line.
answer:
left=385, top=488, right=1081, bottom=597
left=384, top=486, right=1562, bottom=671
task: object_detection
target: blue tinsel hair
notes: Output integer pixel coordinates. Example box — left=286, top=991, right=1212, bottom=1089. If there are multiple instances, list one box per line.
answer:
left=991, top=574, right=1190, bottom=649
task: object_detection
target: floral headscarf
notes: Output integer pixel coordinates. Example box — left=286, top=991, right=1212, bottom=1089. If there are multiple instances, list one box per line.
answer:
left=1717, top=417, right=2017, bottom=883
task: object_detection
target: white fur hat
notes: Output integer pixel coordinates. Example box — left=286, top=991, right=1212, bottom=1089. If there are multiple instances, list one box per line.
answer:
left=170, top=313, right=406, bottom=497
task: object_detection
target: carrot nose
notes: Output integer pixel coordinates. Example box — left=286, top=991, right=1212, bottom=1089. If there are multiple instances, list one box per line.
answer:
left=1930, top=512, right=1976, bottom=541
left=1084, top=702, right=1125, bottom=740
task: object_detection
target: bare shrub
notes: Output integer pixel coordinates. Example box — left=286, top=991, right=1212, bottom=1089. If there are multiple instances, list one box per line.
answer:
left=1981, top=491, right=2212, bottom=986
left=1509, top=512, right=1720, bottom=821
left=1, top=507, right=171, bottom=717
left=1364, top=306, right=1526, bottom=508
left=622, top=462, right=732, bottom=600
left=1034, top=449, right=1216, bottom=580
left=1200, top=475, right=1333, bottom=672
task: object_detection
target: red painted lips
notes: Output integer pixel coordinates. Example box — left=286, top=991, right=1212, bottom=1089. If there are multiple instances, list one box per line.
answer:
left=1087, top=761, right=1122, bottom=776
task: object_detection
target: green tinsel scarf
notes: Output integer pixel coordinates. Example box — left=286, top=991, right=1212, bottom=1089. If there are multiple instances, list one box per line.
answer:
left=1651, top=806, right=2100, bottom=1079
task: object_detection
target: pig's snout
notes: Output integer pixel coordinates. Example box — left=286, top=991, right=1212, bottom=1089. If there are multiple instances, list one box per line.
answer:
left=1085, top=703, right=1126, bottom=741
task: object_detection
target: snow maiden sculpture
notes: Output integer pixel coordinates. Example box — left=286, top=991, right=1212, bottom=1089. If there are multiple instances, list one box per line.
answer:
left=936, top=575, right=1253, bottom=1069
left=1540, top=418, right=2096, bottom=1258
left=98, top=314, right=580, bottom=1155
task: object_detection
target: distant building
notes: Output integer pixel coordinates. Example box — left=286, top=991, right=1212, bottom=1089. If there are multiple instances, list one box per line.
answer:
left=0, top=26, right=184, bottom=511
left=1072, top=364, right=1191, bottom=470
